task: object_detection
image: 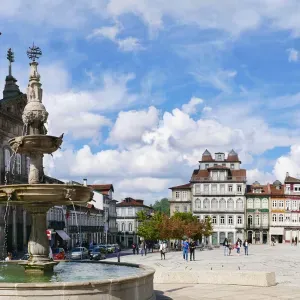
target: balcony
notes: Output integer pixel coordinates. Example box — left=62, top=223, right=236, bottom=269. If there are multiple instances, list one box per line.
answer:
left=48, top=221, right=65, bottom=230
left=194, top=207, right=244, bottom=212
left=194, top=176, right=246, bottom=182
left=194, top=191, right=244, bottom=196
left=68, top=225, right=104, bottom=233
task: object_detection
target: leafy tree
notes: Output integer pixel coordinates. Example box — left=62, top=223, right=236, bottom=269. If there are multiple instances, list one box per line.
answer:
left=152, top=198, right=170, bottom=216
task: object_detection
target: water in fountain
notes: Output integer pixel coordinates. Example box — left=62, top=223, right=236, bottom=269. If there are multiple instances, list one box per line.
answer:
left=2, top=195, right=12, bottom=259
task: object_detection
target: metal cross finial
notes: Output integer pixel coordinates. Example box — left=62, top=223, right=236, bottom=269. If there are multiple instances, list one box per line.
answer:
left=27, top=43, right=42, bottom=62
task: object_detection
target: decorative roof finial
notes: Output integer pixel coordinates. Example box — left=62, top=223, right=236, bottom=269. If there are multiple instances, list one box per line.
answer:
left=27, top=43, right=42, bottom=62
left=7, top=48, right=14, bottom=76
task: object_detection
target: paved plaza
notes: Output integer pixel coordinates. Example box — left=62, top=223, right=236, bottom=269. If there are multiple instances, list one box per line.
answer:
left=108, top=244, right=300, bottom=299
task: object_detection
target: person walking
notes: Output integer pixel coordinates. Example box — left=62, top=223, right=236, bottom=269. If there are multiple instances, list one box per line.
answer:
left=159, top=241, right=167, bottom=260
left=223, top=238, right=229, bottom=256
left=236, top=239, right=241, bottom=255
left=189, top=240, right=196, bottom=261
left=228, top=239, right=232, bottom=256
left=132, top=243, right=136, bottom=255
left=243, top=239, right=249, bottom=255
left=140, top=241, right=144, bottom=256
left=182, top=239, right=189, bottom=261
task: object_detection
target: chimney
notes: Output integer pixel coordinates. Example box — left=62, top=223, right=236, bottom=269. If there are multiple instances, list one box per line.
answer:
left=83, top=178, right=87, bottom=186
left=286, top=172, right=289, bottom=178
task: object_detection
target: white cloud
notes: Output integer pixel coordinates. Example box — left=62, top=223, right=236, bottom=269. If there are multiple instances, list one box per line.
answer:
left=287, top=48, right=299, bottom=62
left=107, top=106, right=159, bottom=147
left=247, top=168, right=275, bottom=185
left=87, top=24, right=143, bottom=52
left=181, top=97, right=203, bottom=114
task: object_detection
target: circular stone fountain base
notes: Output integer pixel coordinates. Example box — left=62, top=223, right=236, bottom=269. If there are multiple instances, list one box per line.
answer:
left=0, top=261, right=156, bottom=300
left=19, top=261, right=58, bottom=274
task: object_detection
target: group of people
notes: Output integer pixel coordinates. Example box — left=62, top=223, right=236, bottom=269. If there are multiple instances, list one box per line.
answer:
left=182, top=239, right=196, bottom=261
left=132, top=241, right=153, bottom=256
left=223, top=238, right=249, bottom=256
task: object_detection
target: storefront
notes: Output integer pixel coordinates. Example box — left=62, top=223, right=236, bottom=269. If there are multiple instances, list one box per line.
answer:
left=270, top=227, right=284, bottom=243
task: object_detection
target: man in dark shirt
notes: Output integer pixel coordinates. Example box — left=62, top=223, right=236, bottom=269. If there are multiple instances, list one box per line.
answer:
left=190, top=240, right=196, bottom=261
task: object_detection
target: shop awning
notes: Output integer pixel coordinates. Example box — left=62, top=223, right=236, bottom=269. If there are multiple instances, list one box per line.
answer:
left=56, top=230, right=70, bottom=240
left=269, top=227, right=284, bottom=235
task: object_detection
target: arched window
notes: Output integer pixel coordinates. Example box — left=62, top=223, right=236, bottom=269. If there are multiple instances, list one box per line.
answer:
left=211, top=198, right=217, bottom=210
left=16, top=154, right=21, bottom=174
left=128, top=223, right=133, bottom=232
left=248, top=215, right=253, bottom=226
left=195, top=198, right=201, bottom=210
left=4, top=148, right=10, bottom=172
left=26, top=157, right=30, bottom=174
left=262, top=198, right=268, bottom=209
left=247, top=199, right=253, bottom=209
left=219, top=198, right=226, bottom=210
left=255, top=215, right=260, bottom=225
left=236, top=199, right=243, bottom=210
left=262, top=214, right=268, bottom=224
left=272, top=214, right=277, bottom=222
left=212, top=216, right=217, bottom=224
left=254, top=198, right=260, bottom=208
left=203, top=198, right=210, bottom=209
left=237, top=216, right=242, bottom=224
left=220, top=216, right=225, bottom=225
left=122, top=223, right=125, bottom=231
left=227, top=198, right=234, bottom=210
left=279, top=214, right=284, bottom=222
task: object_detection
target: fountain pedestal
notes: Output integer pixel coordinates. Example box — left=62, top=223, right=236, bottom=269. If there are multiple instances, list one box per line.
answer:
left=19, top=206, right=57, bottom=274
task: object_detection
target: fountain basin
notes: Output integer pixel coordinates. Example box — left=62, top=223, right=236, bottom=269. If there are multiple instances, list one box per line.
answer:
left=0, top=184, right=92, bottom=206
left=9, top=134, right=63, bottom=154
left=0, top=261, right=156, bottom=300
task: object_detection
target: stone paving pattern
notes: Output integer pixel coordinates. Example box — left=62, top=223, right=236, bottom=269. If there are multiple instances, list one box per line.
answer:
left=108, top=244, right=300, bottom=299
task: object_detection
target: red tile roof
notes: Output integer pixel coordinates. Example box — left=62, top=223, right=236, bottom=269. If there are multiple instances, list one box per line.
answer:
left=200, top=149, right=240, bottom=163
left=169, top=183, right=191, bottom=190
left=190, top=169, right=246, bottom=181
left=89, top=184, right=114, bottom=194
left=285, top=176, right=300, bottom=183
left=246, top=184, right=270, bottom=195
left=116, top=197, right=150, bottom=208
left=270, top=184, right=285, bottom=196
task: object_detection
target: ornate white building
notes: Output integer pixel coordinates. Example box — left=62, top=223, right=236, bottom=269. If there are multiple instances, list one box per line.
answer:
left=190, top=150, right=247, bottom=245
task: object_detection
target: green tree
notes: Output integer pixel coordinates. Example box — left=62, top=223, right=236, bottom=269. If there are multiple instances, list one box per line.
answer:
left=152, top=198, right=170, bottom=216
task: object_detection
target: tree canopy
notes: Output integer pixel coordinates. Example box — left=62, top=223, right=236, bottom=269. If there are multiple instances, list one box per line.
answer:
left=136, top=211, right=213, bottom=241
left=152, top=198, right=170, bottom=216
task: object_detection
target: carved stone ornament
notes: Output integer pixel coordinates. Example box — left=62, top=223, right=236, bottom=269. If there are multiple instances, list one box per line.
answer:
left=65, top=188, right=76, bottom=200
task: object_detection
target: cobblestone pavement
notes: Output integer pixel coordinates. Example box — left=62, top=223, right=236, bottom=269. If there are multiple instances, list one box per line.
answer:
left=108, top=244, right=300, bottom=299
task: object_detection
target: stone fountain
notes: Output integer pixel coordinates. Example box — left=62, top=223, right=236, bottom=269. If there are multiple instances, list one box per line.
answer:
left=0, top=44, right=92, bottom=274
left=0, top=45, right=155, bottom=300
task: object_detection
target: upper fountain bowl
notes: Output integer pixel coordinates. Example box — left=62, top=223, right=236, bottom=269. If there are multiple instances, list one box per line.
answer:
left=0, top=184, right=93, bottom=208
left=9, top=134, right=63, bottom=154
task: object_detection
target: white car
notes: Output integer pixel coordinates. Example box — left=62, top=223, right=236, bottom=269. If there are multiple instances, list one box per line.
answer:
left=70, top=247, right=89, bottom=260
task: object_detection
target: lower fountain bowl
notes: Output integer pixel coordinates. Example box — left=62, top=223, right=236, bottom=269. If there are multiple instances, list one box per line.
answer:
left=0, top=184, right=93, bottom=207
left=0, top=261, right=156, bottom=300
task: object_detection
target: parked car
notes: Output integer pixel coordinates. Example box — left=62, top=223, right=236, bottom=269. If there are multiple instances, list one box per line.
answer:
left=70, top=247, right=89, bottom=260
left=90, top=247, right=106, bottom=260
left=106, top=244, right=115, bottom=253
left=52, top=248, right=66, bottom=260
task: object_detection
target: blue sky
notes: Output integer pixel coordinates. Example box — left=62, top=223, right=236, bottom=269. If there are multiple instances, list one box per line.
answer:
left=2, top=1, right=300, bottom=203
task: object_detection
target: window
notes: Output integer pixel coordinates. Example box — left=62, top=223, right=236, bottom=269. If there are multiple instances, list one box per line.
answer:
left=292, top=214, right=297, bottom=223
left=272, top=201, right=277, bottom=208
left=4, top=149, right=10, bottom=172
left=184, top=206, right=188, bottom=212
left=219, top=198, right=226, bottom=210
left=228, top=216, right=233, bottom=225
left=254, top=198, right=260, bottom=209
left=128, top=208, right=133, bottom=216
left=182, top=191, right=188, bottom=200
left=286, top=200, right=290, bottom=211
left=236, top=199, right=243, bottom=210
left=237, top=216, right=242, bottom=224
left=212, top=216, right=217, bottom=224
left=227, top=199, right=234, bottom=210
left=237, top=185, right=242, bottom=192
left=217, top=154, right=222, bottom=160
left=203, top=198, right=210, bottom=209
left=262, top=198, right=268, bottom=209
left=204, top=215, right=209, bottom=222
left=222, top=163, right=226, bottom=167
left=122, top=223, right=125, bottom=231
left=248, top=215, right=253, bottom=226
left=279, top=214, right=284, bottom=222
left=262, top=214, right=268, bottom=225
left=292, top=200, right=297, bottom=210
left=272, top=214, right=277, bottom=222
left=128, top=223, right=133, bottom=231
left=175, top=191, right=180, bottom=199
left=228, top=185, right=233, bottom=192
left=15, top=154, right=21, bottom=174
left=26, top=157, right=30, bottom=174
left=195, top=184, right=201, bottom=193
left=211, top=198, right=218, bottom=210
left=214, top=164, right=217, bottom=167
left=205, top=164, right=209, bottom=169
left=255, top=215, right=260, bottom=225
left=247, top=199, right=253, bottom=208
left=195, top=199, right=201, bottom=210
left=204, top=184, right=209, bottom=193
left=279, top=201, right=284, bottom=208
left=230, top=164, right=234, bottom=169
left=220, top=184, right=225, bottom=193
left=220, top=216, right=225, bottom=225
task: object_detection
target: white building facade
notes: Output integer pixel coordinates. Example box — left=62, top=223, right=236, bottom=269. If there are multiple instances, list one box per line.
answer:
left=116, top=198, right=151, bottom=247
left=191, top=150, right=247, bottom=245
